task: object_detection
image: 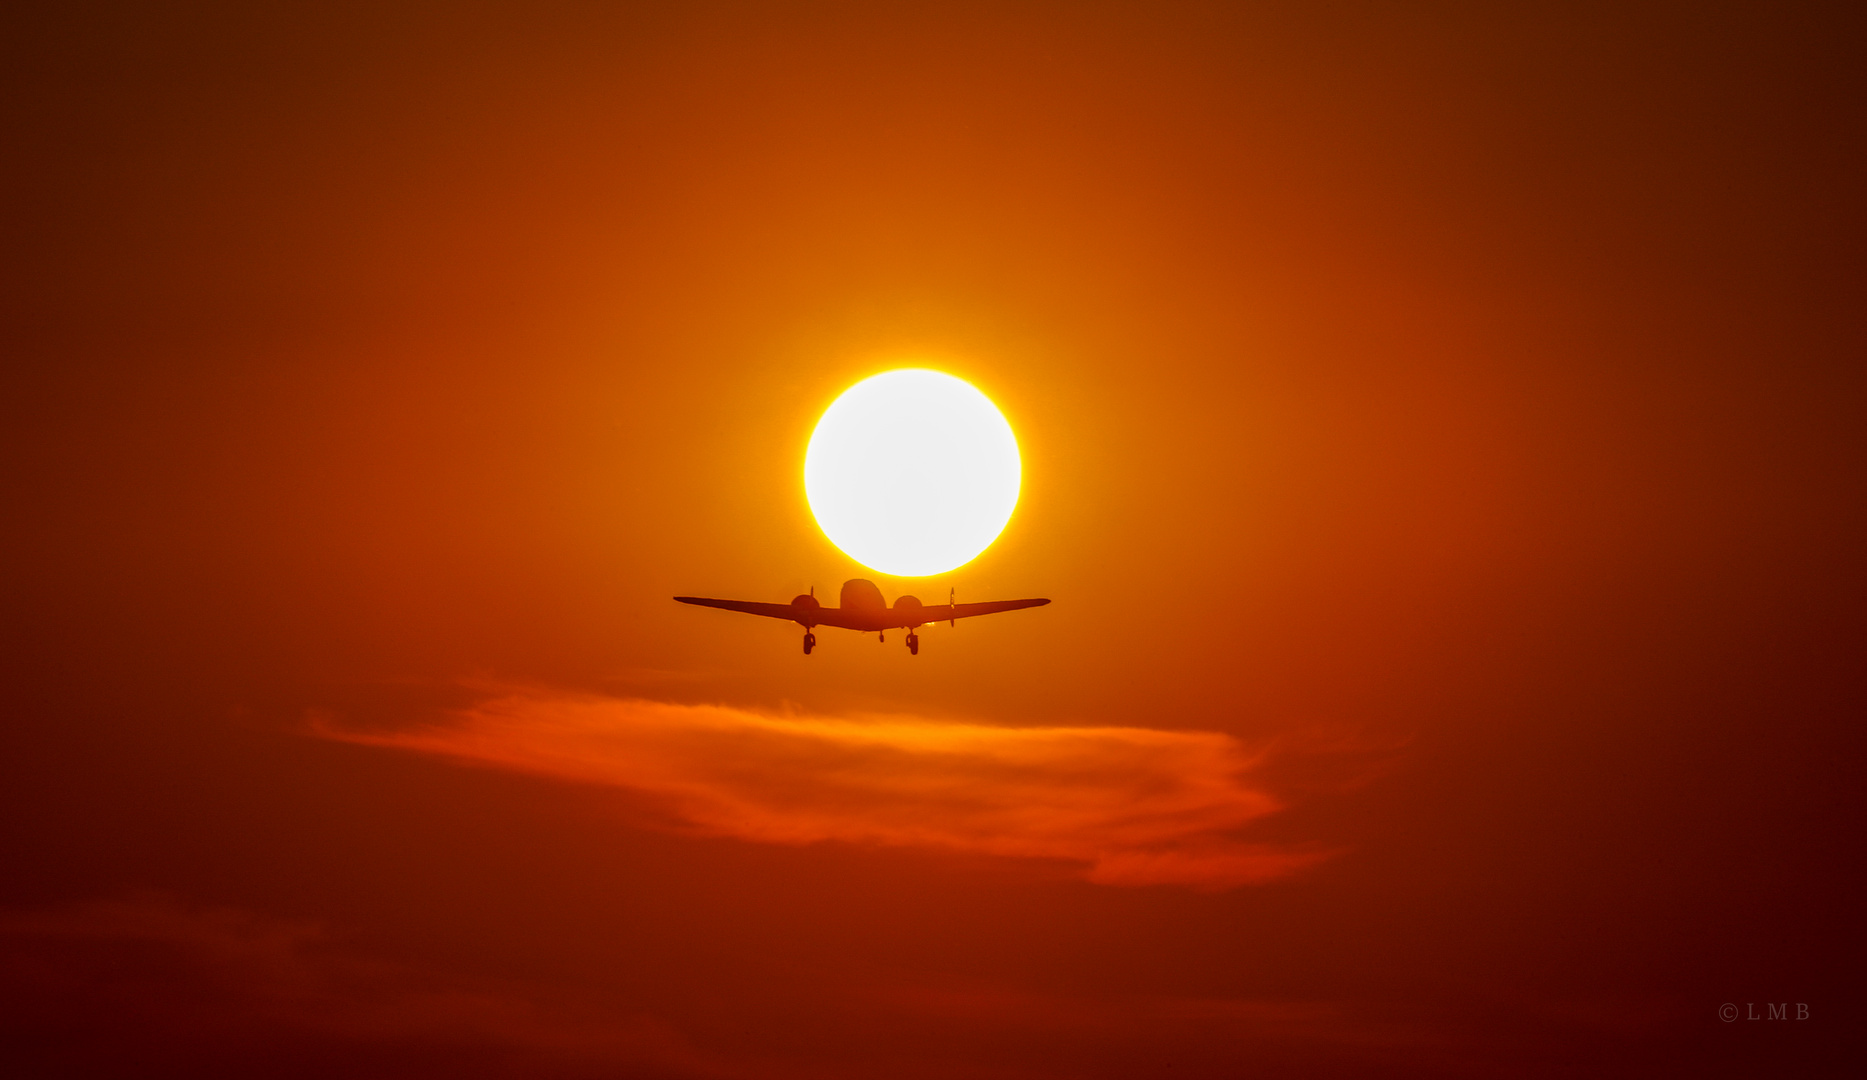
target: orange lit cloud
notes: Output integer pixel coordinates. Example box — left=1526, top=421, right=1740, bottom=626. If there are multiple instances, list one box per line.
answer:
left=314, top=689, right=1329, bottom=889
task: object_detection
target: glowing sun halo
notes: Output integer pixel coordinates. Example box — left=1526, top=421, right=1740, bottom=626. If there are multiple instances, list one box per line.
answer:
left=805, top=369, right=1022, bottom=577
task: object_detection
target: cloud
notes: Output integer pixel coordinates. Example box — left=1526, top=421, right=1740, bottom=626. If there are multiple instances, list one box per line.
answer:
left=313, top=688, right=1330, bottom=889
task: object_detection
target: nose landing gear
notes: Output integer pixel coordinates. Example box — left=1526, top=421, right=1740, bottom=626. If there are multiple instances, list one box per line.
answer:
left=905, top=631, right=919, bottom=656
left=802, top=632, right=816, bottom=655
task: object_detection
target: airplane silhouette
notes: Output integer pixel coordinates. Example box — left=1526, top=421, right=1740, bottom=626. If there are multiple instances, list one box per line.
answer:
left=675, top=578, right=1049, bottom=655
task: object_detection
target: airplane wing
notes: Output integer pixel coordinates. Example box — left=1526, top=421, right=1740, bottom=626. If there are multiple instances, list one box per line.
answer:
left=804, top=608, right=869, bottom=631
left=673, top=597, right=801, bottom=621
left=911, top=598, right=1050, bottom=624
left=674, top=595, right=1050, bottom=630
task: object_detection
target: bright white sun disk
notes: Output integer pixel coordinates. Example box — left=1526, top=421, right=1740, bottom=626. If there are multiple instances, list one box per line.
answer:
left=805, top=369, right=1021, bottom=577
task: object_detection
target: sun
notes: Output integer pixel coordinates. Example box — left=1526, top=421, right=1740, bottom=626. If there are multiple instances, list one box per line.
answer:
left=805, top=369, right=1022, bottom=577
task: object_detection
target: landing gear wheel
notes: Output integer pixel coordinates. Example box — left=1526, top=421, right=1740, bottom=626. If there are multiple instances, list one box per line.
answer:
left=906, top=632, right=919, bottom=656
left=803, top=632, right=816, bottom=655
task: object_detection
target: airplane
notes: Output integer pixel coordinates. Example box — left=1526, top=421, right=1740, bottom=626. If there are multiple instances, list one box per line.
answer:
left=675, top=578, right=1049, bottom=655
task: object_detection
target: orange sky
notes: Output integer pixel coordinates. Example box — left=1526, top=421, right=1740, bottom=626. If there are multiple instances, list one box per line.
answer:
left=2, top=3, right=1862, bottom=1076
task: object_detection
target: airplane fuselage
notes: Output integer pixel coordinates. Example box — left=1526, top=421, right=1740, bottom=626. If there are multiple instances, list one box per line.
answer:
left=789, top=578, right=938, bottom=632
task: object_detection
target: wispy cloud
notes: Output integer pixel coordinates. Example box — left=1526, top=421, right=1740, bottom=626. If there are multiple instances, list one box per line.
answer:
left=314, top=688, right=1330, bottom=889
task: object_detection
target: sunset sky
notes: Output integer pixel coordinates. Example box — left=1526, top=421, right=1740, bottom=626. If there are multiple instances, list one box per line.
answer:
left=2, top=3, right=1861, bottom=1076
